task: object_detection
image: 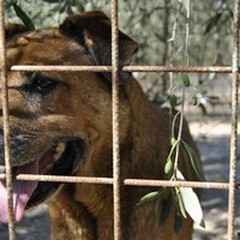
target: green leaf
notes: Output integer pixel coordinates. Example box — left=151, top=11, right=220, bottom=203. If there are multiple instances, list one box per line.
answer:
left=199, top=103, right=207, bottom=116
left=4, top=0, right=17, bottom=9
left=66, top=4, right=74, bottom=15
left=159, top=192, right=173, bottom=224
left=176, top=188, right=187, bottom=219
left=138, top=190, right=163, bottom=206
left=164, top=159, right=173, bottom=175
left=13, top=4, right=35, bottom=30
left=174, top=213, right=183, bottom=234
left=169, top=94, right=178, bottom=108
left=165, top=139, right=179, bottom=175
left=204, top=13, right=222, bottom=35
left=179, top=187, right=205, bottom=227
left=182, top=74, right=190, bottom=87
left=182, top=140, right=204, bottom=181
left=171, top=137, right=177, bottom=146
left=191, top=95, right=198, bottom=106
left=164, top=159, right=173, bottom=174
left=154, top=32, right=165, bottom=43
left=207, top=95, right=220, bottom=105
left=59, top=4, right=67, bottom=14
left=176, top=170, right=205, bottom=227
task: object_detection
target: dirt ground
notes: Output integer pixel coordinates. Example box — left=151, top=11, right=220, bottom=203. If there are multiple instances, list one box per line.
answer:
left=0, top=118, right=240, bottom=240
left=191, top=119, right=240, bottom=240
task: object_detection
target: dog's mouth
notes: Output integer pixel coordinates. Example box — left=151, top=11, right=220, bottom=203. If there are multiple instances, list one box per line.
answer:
left=0, top=139, right=84, bottom=223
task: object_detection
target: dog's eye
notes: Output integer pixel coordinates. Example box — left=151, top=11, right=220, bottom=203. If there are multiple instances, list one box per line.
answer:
left=23, top=74, right=58, bottom=96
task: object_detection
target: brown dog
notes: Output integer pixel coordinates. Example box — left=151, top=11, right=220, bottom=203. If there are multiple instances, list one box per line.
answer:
left=0, top=11, right=202, bottom=240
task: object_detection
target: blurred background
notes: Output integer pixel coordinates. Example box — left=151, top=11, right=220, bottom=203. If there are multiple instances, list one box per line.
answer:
left=4, top=0, right=233, bottom=106
left=2, top=1, right=239, bottom=239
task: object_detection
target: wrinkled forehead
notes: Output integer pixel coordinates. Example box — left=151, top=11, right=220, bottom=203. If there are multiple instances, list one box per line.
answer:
left=6, top=28, right=88, bottom=66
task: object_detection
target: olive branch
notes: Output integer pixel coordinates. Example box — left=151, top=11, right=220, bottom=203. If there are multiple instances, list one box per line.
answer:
left=138, top=106, right=205, bottom=233
left=138, top=0, right=205, bottom=233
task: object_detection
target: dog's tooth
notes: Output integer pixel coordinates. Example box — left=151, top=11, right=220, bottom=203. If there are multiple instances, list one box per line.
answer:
left=0, top=166, right=5, bottom=174
left=53, top=143, right=66, bottom=161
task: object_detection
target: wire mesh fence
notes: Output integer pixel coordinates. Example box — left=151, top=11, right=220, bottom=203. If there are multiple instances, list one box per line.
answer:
left=0, top=0, right=239, bottom=240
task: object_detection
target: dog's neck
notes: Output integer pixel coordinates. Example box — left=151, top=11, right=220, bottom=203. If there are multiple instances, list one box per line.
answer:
left=124, top=78, right=167, bottom=178
left=48, top=78, right=172, bottom=240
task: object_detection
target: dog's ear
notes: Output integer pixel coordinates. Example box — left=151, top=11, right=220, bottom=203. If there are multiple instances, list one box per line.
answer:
left=60, top=11, right=138, bottom=83
left=5, top=24, right=28, bottom=39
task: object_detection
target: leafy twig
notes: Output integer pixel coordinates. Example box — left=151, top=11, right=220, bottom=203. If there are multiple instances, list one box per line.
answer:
left=138, top=0, right=205, bottom=232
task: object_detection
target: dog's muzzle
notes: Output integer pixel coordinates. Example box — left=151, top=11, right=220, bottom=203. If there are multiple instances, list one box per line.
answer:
left=0, top=130, right=85, bottom=223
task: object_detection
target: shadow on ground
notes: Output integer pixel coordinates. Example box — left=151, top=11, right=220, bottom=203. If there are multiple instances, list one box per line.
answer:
left=192, top=121, right=240, bottom=240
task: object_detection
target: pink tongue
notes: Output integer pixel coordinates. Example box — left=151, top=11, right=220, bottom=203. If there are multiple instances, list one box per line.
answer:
left=0, top=161, right=38, bottom=223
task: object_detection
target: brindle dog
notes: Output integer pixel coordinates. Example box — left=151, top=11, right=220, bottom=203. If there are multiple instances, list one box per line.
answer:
left=0, top=11, right=202, bottom=240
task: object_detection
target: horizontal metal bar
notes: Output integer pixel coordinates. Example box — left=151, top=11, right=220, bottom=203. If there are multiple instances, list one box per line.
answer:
left=16, top=174, right=113, bottom=184
left=11, top=65, right=233, bottom=73
left=11, top=65, right=112, bottom=72
left=0, top=174, right=237, bottom=189
left=124, top=66, right=233, bottom=73
left=124, top=179, right=230, bottom=189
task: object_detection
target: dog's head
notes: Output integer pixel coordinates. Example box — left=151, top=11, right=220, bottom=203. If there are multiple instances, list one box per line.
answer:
left=0, top=11, right=138, bottom=223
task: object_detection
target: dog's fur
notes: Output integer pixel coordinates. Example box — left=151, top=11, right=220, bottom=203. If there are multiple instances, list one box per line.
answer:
left=2, top=11, right=202, bottom=240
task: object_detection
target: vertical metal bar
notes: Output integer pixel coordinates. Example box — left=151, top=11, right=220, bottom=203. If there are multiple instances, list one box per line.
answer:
left=227, top=0, right=240, bottom=239
left=111, top=0, right=122, bottom=239
left=0, top=1, right=16, bottom=240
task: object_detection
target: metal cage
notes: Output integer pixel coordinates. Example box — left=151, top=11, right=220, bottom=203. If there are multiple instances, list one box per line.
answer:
left=0, top=0, right=239, bottom=240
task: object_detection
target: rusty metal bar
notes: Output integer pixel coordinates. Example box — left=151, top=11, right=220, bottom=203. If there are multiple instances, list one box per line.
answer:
left=0, top=1, right=16, bottom=240
left=0, top=2, right=238, bottom=240
left=11, top=65, right=234, bottom=73
left=123, top=65, right=232, bottom=73
left=124, top=179, right=230, bottom=189
left=111, top=0, right=122, bottom=239
left=227, top=0, right=240, bottom=239
left=16, top=175, right=113, bottom=185
left=0, top=173, right=238, bottom=190
left=11, top=65, right=112, bottom=72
